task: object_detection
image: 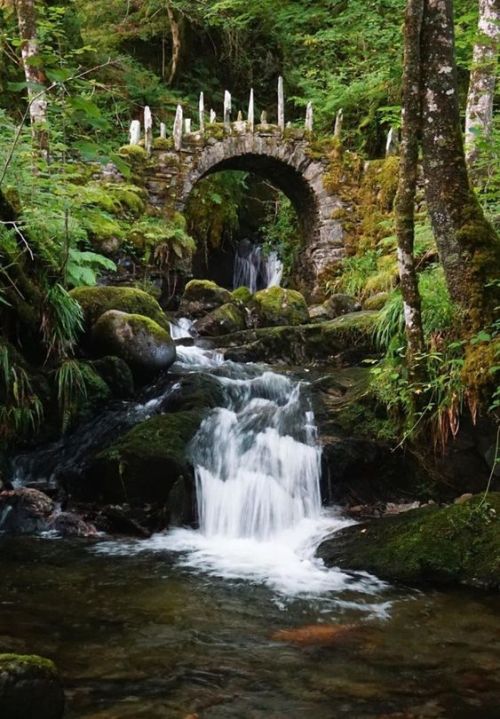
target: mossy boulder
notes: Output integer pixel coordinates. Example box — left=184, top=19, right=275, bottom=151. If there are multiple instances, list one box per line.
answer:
left=87, top=410, right=204, bottom=507
left=91, top=311, right=176, bottom=378
left=91, top=356, right=135, bottom=398
left=317, top=493, right=500, bottom=590
left=178, top=280, right=233, bottom=319
left=217, top=312, right=378, bottom=365
left=0, top=653, right=65, bottom=719
left=231, top=286, right=253, bottom=304
left=363, top=292, right=389, bottom=311
left=70, top=285, right=168, bottom=330
left=252, top=287, right=309, bottom=327
left=194, top=303, right=246, bottom=337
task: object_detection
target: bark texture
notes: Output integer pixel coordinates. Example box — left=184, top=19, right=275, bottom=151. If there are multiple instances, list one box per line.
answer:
left=420, top=0, right=500, bottom=328
left=15, top=0, right=48, bottom=153
left=465, top=0, right=499, bottom=174
left=166, top=0, right=181, bottom=86
left=395, top=0, right=425, bottom=359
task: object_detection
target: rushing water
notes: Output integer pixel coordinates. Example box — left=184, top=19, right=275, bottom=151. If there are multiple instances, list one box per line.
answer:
left=233, top=242, right=283, bottom=291
left=2, top=339, right=500, bottom=718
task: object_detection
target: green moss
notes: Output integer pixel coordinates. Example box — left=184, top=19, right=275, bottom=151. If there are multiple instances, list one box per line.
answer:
left=91, top=356, right=134, bottom=398
left=70, top=285, right=168, bottom=330
left=91, top=410, right=204, bottom=504
left=318, top=493, right=500, bottom=590
left=196, top=302, right=246, bottom=336
left=231, top=286, right=253, bottom=304
left=253, top=287, right=309, bottom=327
left=118, top=144, right=148, bottom=160
left=80, top=207, right=124, bottom=241
left=0, top=653, right=57, bottom=674
left=204, top=123, right=226, bottom=141
left=153, top=137, right=174, bottom=150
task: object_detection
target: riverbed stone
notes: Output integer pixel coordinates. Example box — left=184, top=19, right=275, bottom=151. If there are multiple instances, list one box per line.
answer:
left=317, top=493, right=500, bottom=590
left=86, top=410, right=204, bottom=508
left=252, top=287, right=309, bottom=327
left=178, top=280, right=232, bottom=319
left=91, top=310, right=176, bottom=377
left=194, top=302, right=246, bottom=336
left=71, top=285, right=168, bottom=330
left=0, top=488, right=55, bottom=535
left=0, top=653, right=65, bottom=719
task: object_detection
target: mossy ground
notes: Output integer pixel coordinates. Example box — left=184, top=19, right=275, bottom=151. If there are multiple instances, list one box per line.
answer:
left=318, top=493, right=500, bottom=589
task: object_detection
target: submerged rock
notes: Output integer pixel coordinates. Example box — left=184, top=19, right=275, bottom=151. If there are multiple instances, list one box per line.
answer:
left=194, top=302, right=246, bottom=336
left=0, top=653, right=65, bottom=719
left=178, top=280, right=232, bottom=319
left=71, top=285, right=168, bottom=330
left=252, top=287, right=309, bottom=327
left=0, top=489, right=54, bottom=534
left=47, top=511, right=98, bottom=538
left=91, top=310, right=176, bottom=377
left=317, top=493, right=500, bottom=590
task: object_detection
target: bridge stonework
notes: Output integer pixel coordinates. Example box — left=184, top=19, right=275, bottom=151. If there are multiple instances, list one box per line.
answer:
left=141, top=123, right=346, bottom=299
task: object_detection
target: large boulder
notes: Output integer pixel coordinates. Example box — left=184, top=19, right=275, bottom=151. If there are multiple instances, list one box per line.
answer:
left=178, top=280, right=232, bottom=319
left=194, top=302, right=246, bottom=337
left=0, top=489, right=55, bottom=534
left=85, top=410, right=204, bottom=509
left=70, top=285, right=168, bottom=330
left=91, top=310, right=176, bottom=378
left=309, top=294, right=361, bottom=323
left=0, top=654, right=65, bottom=719
left=252, top=287, right=309, bottom=327
left=317, top=493, right=500, bottom=590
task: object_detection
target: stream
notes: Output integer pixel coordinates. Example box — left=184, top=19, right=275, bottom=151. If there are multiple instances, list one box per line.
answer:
left=1, top=339, right=499, bottom=718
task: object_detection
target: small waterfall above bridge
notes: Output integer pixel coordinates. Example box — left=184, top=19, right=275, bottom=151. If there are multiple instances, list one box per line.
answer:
left=233, top=240, right=283, bottom=292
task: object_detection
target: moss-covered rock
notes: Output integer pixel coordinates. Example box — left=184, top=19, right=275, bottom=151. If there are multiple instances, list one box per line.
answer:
left=87, top=410, right=204, bottom=506
left=0, top=653, right=65, bottom=719
left=70, top=285, right=168, bottom=330
left=317, top=493, right=500, bottom=590
left=194, top=302, right=246, bottom=337
left=309, top=294, right=361, bottom=323
left=91, top=310, right=176, bottom=378
left=178, top=280, right=233, bottom=319
left=91, top=356, right=135, bottom=398
left=231, top=286, right=253, bottom=304
left=363, top=292, right=390, bottom=311
left=217, top=312, right=378, bottom=365
left=252, top=287, right=309, bottom=327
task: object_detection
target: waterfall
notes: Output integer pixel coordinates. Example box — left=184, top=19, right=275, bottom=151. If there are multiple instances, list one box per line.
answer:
left=191, top=370, right=321, bottom=540
left=169, top=317, right=195, bottom=340
left=233, top=241, right=284, bottom=292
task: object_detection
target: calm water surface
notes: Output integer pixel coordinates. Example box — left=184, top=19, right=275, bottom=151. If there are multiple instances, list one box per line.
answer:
left=0, top=536, right=499, bottom=719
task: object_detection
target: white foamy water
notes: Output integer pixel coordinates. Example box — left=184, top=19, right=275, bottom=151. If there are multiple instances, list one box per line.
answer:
left=94, top=340, right=389, bottom=606
left=169, top=317, right=195, bottom=340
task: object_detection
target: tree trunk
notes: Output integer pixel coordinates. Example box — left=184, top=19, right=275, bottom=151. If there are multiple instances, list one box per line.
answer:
left=15, top=0, right=48, bottom=155
left=396, top=0, right=426, bottom=361
left=166, top=0, right=181, bottom=86
left=420, top=0, right=500, bottom=330
left=465, top=0, right=499, bottom=177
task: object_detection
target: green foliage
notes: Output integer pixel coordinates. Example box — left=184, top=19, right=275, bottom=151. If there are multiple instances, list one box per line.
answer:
left=56, top=359, right=89, bottom=433
left=42, top=283, right=84, bottom=360
left=261, top=195, right=300, bottom=281
left=0, top=344, right=44, bottom=439
left=65, top=249, right=117, bottom=287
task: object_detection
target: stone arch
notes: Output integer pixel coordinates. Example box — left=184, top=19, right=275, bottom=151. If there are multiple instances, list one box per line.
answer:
left=145, top=130, right=345, bottom=299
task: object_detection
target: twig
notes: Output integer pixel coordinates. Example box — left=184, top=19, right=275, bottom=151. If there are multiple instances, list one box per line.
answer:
left=479, top=423, right=500, bottom=507
left=0, top=221, right=34, bottom=260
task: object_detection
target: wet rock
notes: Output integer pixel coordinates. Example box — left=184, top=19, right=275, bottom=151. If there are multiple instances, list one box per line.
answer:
left=317, top=493, right=500, bottom=590
left=47, top=512, right=98, bottom=538
left=363, top=291, right=389, bottom=311
left=70, top=285, right=168, bottom=331
left=91, top=356, right=135, bottom=398
left=252, top=286, right=309, bottom=327
left=0, top=489, right=55, bottom=534
left=271, top=624, right=363, bottom=646
left=178, top=280, right=232, bottom=319
left=91, top=310, right=176, bottom=378
left=194, top=303, right=246, bottom=336
left=0, top=653, right=65, bottom=719
left=312, top=293, right=362, bottom=322
left=85, top=411, right=203, bottom=507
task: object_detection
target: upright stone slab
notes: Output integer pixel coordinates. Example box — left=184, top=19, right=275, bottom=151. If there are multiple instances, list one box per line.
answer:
left=199, top=92, right=205, bottom=134
left=173, top=104, right=183, bottom=151
left=305, top=102, right=313, bottom=132
left=278, top=76, right=285, bottom=130
left=248, top=89, right=255, bottom=132
left=334, top=109, right=343, bottom=138
left=129, top=120, right=141, bottom=145
left=144, top=106, right=153, bottom=154
left=224, top=90, right=231, bottom=129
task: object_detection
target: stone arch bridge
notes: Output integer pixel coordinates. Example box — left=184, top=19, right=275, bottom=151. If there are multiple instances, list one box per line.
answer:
left=126, top=89, right=346, bottom=297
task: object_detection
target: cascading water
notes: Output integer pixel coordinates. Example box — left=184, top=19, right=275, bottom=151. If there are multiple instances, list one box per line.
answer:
left=233, top=241, right=283, bottom=292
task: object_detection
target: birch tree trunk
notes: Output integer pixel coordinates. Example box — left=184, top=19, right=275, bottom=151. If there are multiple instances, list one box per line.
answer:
left=166, top=0, right=181, bottom=86
left=465, top=0, right=499, bottom=176
left=15, top=0, right=48, bottom=154
left=395, top=0, right=425, bottom=361
left=420, top=0, right=500, bottom=330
